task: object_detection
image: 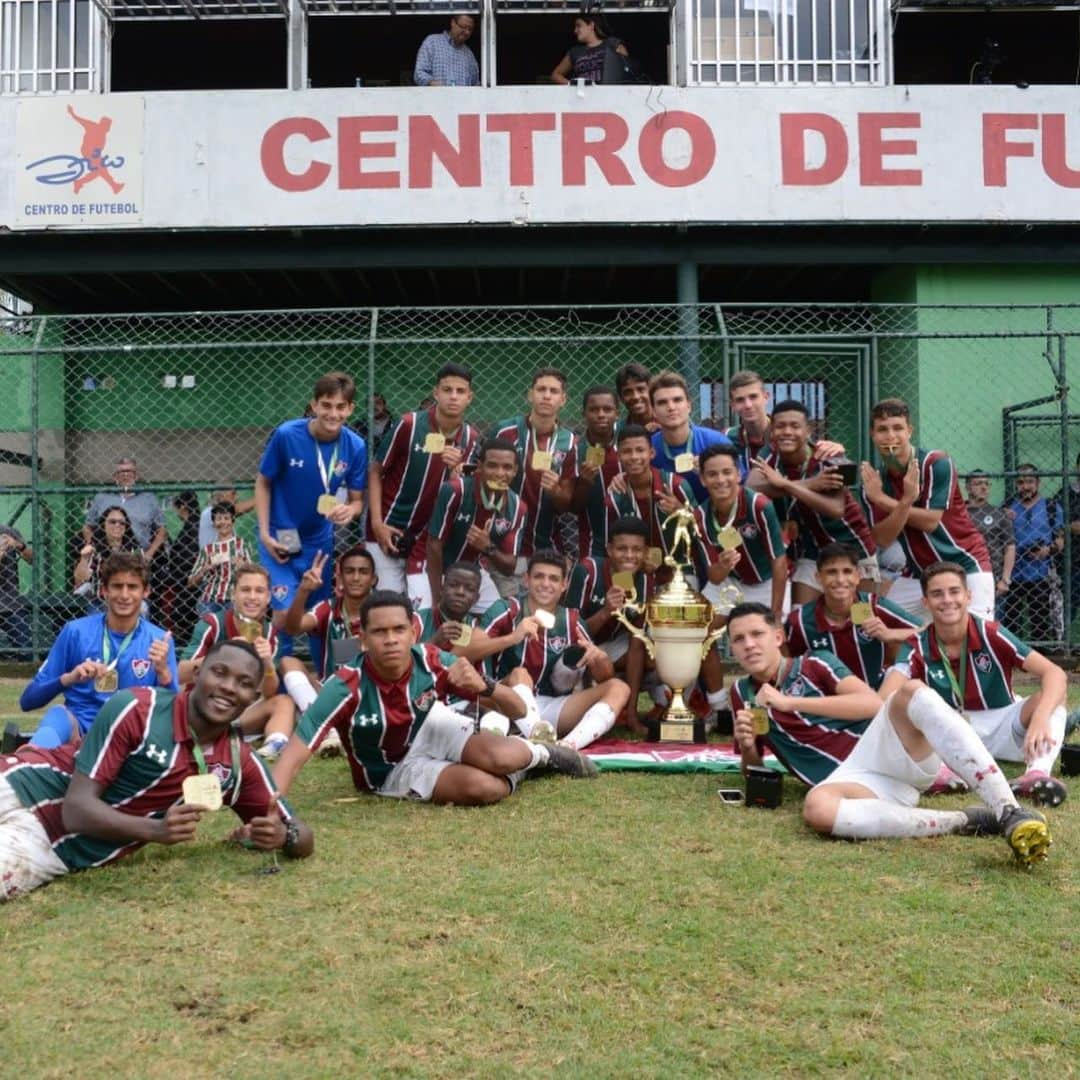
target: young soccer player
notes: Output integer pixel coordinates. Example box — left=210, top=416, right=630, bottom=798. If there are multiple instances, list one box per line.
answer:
left=750, top=400, right=877, bottom=604
left=15, top=553, right=177, bottom=750
left=785, top=544, right=921, bottom=690
left=367, top=363, right=480, bottom=603
left=188, top=501, right=250, bottom=616
left=567, top=386, right=624, bottom=560
left=180, top=563, right=295, bottom=762
left=614, top=362, right=658, bottom=432
left=0, top=641, right=312, bottom=902
left=480, top=551, right=631, bottom=748
left=605, top=423, right=691, bottom=572
left=256, top=371, right=368, bottom=629
left=425, top=437, right=524, bottom=612
left=691, top=445, right=788, bottom=620
left=889, top=561, right=1069, bottom=807
left=272, top=591, right=597, bottom=804
left=490, top=368, right=577, bottom=574
left=649, top=371, right=736, bottom=504
left=727, top=602, right=1052, bottom=866
left=412, top=562, right=486, bottom=650
left=859, top=397, right=992, bottom=620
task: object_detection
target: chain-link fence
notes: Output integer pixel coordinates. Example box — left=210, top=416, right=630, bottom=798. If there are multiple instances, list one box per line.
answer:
left=2, top=301, right=1079, bottom=659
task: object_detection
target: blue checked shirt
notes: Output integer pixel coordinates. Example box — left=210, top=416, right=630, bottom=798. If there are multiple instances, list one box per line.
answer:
left=414, top=31, right=480, bottom=87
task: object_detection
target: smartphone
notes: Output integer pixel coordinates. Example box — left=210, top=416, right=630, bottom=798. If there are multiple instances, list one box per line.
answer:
left=717, top=789, right=745, bottom=804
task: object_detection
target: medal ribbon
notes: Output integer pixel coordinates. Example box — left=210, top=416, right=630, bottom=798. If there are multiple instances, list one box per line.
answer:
left=939, top=628, right=969, bottom=712
left=314, top=434, right=342, bottom=494
left=189, top=730, right=242, bottom=798
left=478, top=478, right=506, bottom=513
left=101, top=621, right=139, bottom=670
left=710, top=492, right=739, bottom=537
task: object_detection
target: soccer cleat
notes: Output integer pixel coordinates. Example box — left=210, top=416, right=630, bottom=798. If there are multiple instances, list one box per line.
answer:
left=957, top=806, right=1002, bottom=837
left=925, top=763, right=969, bottom=796
left=545, top=743, right=599, bottom=779
left=527, top=721, right=557, bottom=745
left=1010, top=769, right=1068, bottom=808
left=256, top=734, right=289, bottom=763
left=317, top=728, right=343, bottom=759
left=1000, top=805, right=1052, bottom=867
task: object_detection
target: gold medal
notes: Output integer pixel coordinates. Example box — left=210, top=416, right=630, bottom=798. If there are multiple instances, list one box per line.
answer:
left=182, top=774, right=223, bottom=811
left=611, top=571, right=637, bottom=598
left=719, top=526, right=742, bottom=551
left=488, top=480, right=509, bottom=491
left=236, top=616, right=262, bottom=643
left=535, top=609, right=556, bottom=630
left=317, top=493, right=338, bottom=516
left=585, top=446, right=606, bottom=468
left=210, top=551, right=229, bottom=566
left=646, top=546, right=663, bottom=570
left=674, top=452, right=695, bottom=474
left=850, top=601, right=873, bottom=625
left=749, top=707, right=770, bottom=736
left=531, top=450, right=553, bottom=473
left=423, top=432, right=446, bottom=454
left=451, top=623, right=473, bottom=647
left=95, top=668, right=119, bottom=694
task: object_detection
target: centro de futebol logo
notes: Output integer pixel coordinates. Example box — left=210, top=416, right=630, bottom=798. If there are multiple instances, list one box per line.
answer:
left=25, top=104, right=126, bottom=193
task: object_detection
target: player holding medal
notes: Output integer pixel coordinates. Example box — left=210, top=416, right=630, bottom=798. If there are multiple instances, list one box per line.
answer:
left=14, top=553, right=177, bottom=751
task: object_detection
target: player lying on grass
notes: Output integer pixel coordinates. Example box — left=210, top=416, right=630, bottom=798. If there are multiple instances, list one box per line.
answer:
left=727, top=602, right=1052, bottom=866
left=272, top=591, right=597, bottom=807
left=0, top=640, right=312, bottom=902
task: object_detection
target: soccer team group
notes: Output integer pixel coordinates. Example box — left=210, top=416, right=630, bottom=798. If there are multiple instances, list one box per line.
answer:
left=0, top=362, right=1071, bottom=902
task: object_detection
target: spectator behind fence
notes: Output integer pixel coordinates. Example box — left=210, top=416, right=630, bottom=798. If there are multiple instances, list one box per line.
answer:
left=551, top=11, right=631, bottom=86
left=354, top=392, right=394, bottom=448
left=965, top=469, right=1016, bottom=619
left=188, top=501, right=250, bottom=617
left=1004, top=465, right=1064, bottom=642
left=198, top=486, right=254, bottom=549
left=414, top=13, right=479, bottom=87
left=169, top=490, right=203, bottom=645
left=74, top=505, right=142, bottom=601
left=0, top=523, right=32, bottom=656
left=83, top=457, right=167, bottom=563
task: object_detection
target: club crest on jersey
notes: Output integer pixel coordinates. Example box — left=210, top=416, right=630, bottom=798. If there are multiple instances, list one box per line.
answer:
left=973, top=651, right=992, bottom=673
left=130, top=658, right=152, bottom=678
left=548, top=636, right=568, bottom=653
left=553, top=451, right=567, bottom=469
left=495, top=518, right=511, bottom=533
left=739, top=523, right=759, bottom=539
left=209, top=763, right=231, bottom=788
left=272, top=585, right=289, bottom=602
left=415, top=689, right=436, bottom=711
left=788, top=677, right=805, bottom=697
left=334, top=461, right=348, bottom=475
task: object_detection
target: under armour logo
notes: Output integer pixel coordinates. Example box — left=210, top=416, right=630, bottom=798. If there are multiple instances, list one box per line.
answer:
left=811, top=638, right=830, bottom=650
left=930, top=668, right=947, bottom=683
left=355, top=713, right=381, bottom=728
left=146, top=743, right=168, bottom=765
left=289, top=458, right=304, bottom=468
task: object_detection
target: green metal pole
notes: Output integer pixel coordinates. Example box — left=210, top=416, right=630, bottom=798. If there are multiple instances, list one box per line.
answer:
left=368, top=308, right=379, bottom=440
left=28, top=317, right=45, bottom=661
left=677, top=261, right=700, bottom=399
left=1058, top=331, right=1071, bottom=656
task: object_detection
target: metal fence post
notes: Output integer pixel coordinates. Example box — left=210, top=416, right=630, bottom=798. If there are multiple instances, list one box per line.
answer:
left=28, top=316, right=45, bottom=660
left=1058, top=330, right=1071, bottom=656
left=368, top=307, right=379, bottom=438
left=676, top=263, right=700, bottom=394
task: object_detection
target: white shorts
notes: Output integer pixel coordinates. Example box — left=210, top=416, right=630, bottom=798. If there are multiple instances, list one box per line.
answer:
left=968, top=698, right=1027, bottom=762
left=792, top=558, right=820, bottom=589
left=599, top=634, right=630, bottom=665
left=884, top=570, right=993, bottom=623
left=377, top=704, right=474, bottom=802
left=0, top=776, right=68, bottom=901
left=705, top=578, right=790, bottom=615
left=365, top=541, right=408, bottom=598
left=815, top=697, right=940, bottom=807
left=535, top=693, right=571, bottom=728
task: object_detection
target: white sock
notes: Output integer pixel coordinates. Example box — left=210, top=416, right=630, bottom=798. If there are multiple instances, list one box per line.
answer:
left=1027, top=705, right=1067, bottom=775
left=511, top=684, right=542, bottom=738
left=905, top=687, right=1016, bottom=816
left=833, top=798, right=970, bottom=839
left=283, top=670, right=318, bottom=713
left=513, top=736, right=550, bottom=770
left=706, top=688, right=729, bottom=710
left=561, top=702, right=615, bottom=751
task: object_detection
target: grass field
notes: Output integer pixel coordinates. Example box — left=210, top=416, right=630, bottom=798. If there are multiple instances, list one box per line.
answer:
left=1, top=678, right=1078, bottom=1078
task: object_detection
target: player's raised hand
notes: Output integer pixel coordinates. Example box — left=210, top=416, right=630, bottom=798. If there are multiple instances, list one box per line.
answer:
left=149, top=631, right=173, bottom=678
left=253, top=636, right=273, bottom=664
left=813, top=439, right=846, bottom=461
left=860, top=462, right=883, bottom=502
left=245, top=797, right=288, bottom=851
left=261, top=532, right=292, bottom=565
left=301, top=550, right=327, bottom=592
left=902, top=456, right=921, bottom=502
left=538, top=469, right=559, bottom=493
left=446, top=656, right=487, bottom=694
left=513, top=615, right=541, bottom=643
left=604, top=586, right=627, bottom=613
left=431, top=621, right=465, bottom=650
left=63, top=658, right=107, bottom=687
left=441, top=445, right=463, bottom=472
left=156, top=803, right=204, bottom=845
left=733, top=709, right=757, bottom=751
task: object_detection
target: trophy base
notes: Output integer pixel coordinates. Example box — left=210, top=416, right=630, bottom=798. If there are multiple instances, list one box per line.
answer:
left=658, top=717, right=707, bottom=744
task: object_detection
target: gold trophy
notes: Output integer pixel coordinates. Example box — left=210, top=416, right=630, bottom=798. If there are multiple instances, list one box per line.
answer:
left=614, top=506, right=737, bottom=742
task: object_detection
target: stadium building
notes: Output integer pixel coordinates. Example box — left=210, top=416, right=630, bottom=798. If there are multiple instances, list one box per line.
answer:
left=1, top=0, right=1079, bottom=654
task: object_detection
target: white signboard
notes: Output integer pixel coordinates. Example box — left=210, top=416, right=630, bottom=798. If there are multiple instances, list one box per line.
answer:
left=14, top=96, right=144, bottom=227
left=2, top=86, right=1078, bottom=230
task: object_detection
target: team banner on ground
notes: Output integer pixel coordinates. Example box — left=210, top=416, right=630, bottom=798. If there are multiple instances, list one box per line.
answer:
left=3, top=86, right=1078, bottom=230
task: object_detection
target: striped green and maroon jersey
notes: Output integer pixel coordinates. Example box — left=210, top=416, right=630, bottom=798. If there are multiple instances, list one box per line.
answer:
left=411, top=606, right=480, bottom=645
left=859, top=448, right=991, bottom=575
left=365, top=408, right=480, bottom=539
left=426, top=476, right=525, bottom=568
left=724, top=423, right=771, bottom=476
left=785, top=592, right=921, bottom=690
left=761, top=448, right=876, bottom=560
left=295, top=643, right=469, bottom=793
left=479, top=599, right=592, bottom=696
left=896, top=615, right=1031, bottom=711
left=307, top=597, right=364, bottom=681
left=190, top=536, right=250, bottom=606
left=0, top=688, right=292, bottom=872
left=691, top=489, right=786, bottom=585
left=604, top=467, right=692, bottom=559
left=563, top=439, right=622, bottom=559
left=730, top=652, right=869, bottom=785
left=490, top=415, right=576, bottom=556
left=181, top=611, right=281, bottom=673
left=563, top=557, right=650, bottom=643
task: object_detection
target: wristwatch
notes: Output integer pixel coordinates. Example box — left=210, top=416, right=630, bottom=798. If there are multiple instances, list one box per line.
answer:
left=282, top=819, right=301, bottom=857
left=480, top=674, right=498, bottom=697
